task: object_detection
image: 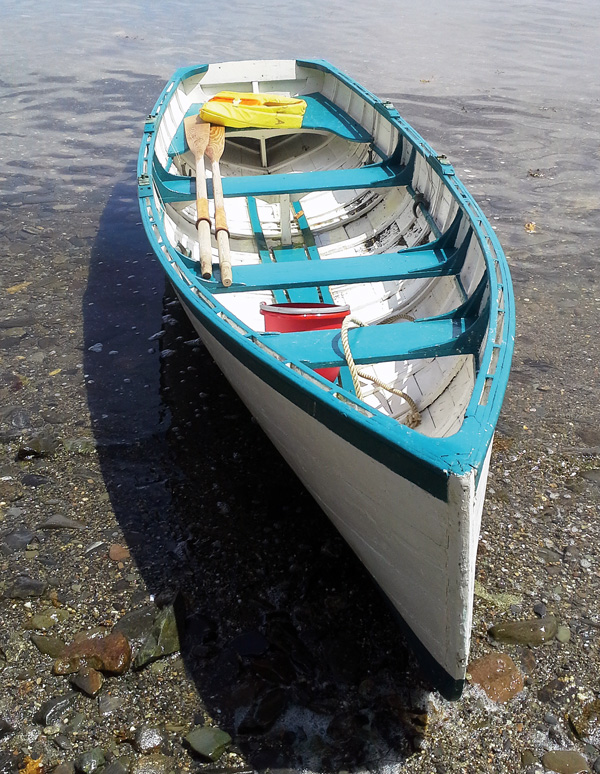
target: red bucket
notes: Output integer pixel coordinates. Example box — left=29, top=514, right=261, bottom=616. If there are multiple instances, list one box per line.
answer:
left=260, top=302, right=350, bottom=382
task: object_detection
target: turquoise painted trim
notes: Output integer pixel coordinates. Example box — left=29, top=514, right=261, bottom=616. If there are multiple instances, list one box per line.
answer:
left=152, top=157, right=414, bottom=202
left=137, top=59, right=515, bottom=498
left=260, top=316, right=485, bottom=368
left=246, top=196, right=287, bottom=304
left=208, top=243, right=460, bottom=294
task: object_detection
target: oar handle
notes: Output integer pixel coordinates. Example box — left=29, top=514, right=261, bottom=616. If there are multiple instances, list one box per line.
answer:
left=210, top=159, right=232, bottom=287
left=194, top=156, right=213, bottom=279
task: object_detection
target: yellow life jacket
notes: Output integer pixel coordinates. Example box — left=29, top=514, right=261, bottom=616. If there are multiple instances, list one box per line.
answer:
left=199, top=91, right=307, bottom=130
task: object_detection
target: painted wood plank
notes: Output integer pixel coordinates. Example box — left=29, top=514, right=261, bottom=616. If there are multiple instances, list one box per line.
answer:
left=256, top=317, right=483, bottom=369
left=153, top=158, right=413, bottom=203
left=207, top=245, right=457, bottom=293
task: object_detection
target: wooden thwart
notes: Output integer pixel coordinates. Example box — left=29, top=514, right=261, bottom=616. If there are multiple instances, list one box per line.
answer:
left=256, top=317, right=484, bottom=368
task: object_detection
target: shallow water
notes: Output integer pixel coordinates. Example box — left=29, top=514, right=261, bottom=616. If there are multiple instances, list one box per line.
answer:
left=1, top=1, right=600, bottom=771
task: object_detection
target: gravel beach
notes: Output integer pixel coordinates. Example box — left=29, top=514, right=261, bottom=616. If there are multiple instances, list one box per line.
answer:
left=2, top=2, right=600, bottom=773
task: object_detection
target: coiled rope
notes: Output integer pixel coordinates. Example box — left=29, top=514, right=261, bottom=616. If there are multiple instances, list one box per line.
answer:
left=340, top=316, right=422, bottom=429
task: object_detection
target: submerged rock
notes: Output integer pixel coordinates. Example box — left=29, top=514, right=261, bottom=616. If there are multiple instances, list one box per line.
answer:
left=488, top=615, right=558, bottom=645
left=467, top=652, right=524, bottom=703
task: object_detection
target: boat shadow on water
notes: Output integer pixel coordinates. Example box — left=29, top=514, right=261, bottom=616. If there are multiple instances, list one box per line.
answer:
left=83, top=184, right=433, bottom=771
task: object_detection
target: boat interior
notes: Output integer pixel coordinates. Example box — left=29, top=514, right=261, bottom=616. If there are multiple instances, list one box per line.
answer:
left=139, top=62, right=505, bottom=439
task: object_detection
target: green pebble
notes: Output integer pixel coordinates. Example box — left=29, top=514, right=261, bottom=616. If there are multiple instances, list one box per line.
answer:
left=185, top=726, right=231, bottom=761
left=556, top=625, right=571, bottom=643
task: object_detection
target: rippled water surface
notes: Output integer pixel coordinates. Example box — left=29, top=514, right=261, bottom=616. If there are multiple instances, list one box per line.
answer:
left=1, top=1, right=600, bottom=771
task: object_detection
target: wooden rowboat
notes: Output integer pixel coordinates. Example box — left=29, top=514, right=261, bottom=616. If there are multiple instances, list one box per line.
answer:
left=137, top=59, right=514, bottom=698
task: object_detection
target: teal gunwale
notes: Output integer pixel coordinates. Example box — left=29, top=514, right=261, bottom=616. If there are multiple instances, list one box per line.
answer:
left=137, top=59, right=515, bottom=503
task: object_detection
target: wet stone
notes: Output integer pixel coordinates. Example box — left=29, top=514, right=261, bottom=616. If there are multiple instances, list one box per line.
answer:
left=185, top=726, right=232, bottom=761
left=568, top=699, right=600, bottom=745
left=108, top=544, right=130, bottom=562
left=37, top=514, right=85, bottom=531
left=557, top=625, right=572, bottom=643
left=1, top=525, right=35, bottom=552
left=62, top=438, right=96, bottom=455
left=0, top=719, right=15, bottom=739
left=16, top=433, right=58, bottom=460
left=98, top=694, right=123, bottom=716
left=6, top=576, right=47, bottom=599
left=103, top=760, right=130, bottom=774
left=70, top=667, right=104, bottom=697
left=52, top=764, right=75, bottom=774
left=34, top=693, right=76, bottom=725
left=488, top=615, right=558, bottom=645
left=113, top=606, right=156, bottom=646
left=133, top=605, right=180, bottom=669
left=541, top=750, right=589, bottom=773
left=130, top=754, right=174, bottom=774
left=75, top=748, right=106, bottom=774
left=538, top=676, right=577, bottom=706
left=133, top=725, right=166, bottom=754
left=468, top=652, right=524, bottom=703
left=21, top=473, right=50, bottom=488
left=53, top=631, right=131, bottom=675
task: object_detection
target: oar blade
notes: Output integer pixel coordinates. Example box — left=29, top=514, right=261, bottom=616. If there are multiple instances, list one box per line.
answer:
left=205, top=125, right=226, bottom=163
left=183, top=116, right=210, bottom=157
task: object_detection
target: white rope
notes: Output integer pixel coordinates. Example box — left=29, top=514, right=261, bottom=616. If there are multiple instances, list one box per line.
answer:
left=340, top=316, right=422, bottom=429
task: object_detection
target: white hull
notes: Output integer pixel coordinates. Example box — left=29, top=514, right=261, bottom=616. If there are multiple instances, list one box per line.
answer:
left=184, top=303, right=491, bottom=686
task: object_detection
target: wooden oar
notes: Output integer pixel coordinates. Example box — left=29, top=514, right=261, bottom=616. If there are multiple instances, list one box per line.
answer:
left=183, top=116, right=213, bottom=279
left=205, top=125, right=232, bottom=287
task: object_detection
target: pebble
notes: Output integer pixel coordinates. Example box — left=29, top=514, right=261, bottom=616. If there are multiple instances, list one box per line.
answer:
left=133, top=605, right=180, bottom=669
left=62, top=437, right=96, bottom=454
left=488, top=615, right=558, bottom=645
left=0, top=719, right=15, bottom=739
left=130, top=754, right=174, bottom=774
left=34, top=693, right=76, bottom=725
left=1, top=525, right=35, bottom=552
left=185, top=725, right=232, bottom=761
left=5, top=575, right=47, bottom=599
left=53, top=631, right=132, bottom=675
left=541, top=750, right=590, bottom=773
left=133, top=725, right=166, bottom=754
left=557, top=624, right=572, bottom=643
left=53, top=764, right=76, bottom=774
left=21, top=473, right=50, bottom=487
left=37, top=514, right=85, bottom=530
left=70, top=667, right=104, bottom=697
left=108, top=544, right=130, bottom=562
left=467, top=652, right=524, bottom=702
left=98, top=694, right=122, bottom=716
left=75, top=748, right=106, bottom=774
left=533, top=602, right=548, bottom=617
left=113, top=606, right=157, bottom=645
left=102, top=760, right=130, bottom=774
left=568, top=699, right=600, bottom=744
